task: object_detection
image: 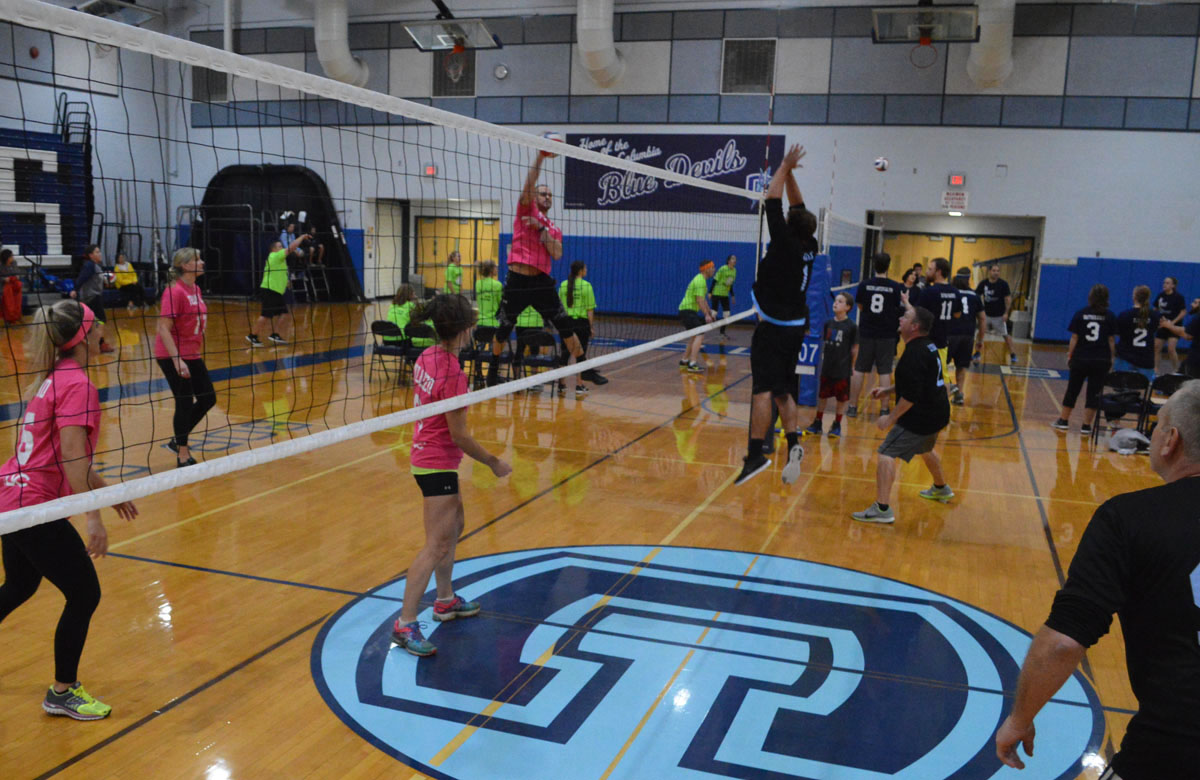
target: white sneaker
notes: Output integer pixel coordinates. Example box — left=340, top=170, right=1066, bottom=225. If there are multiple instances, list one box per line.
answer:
left=781, top=444, right=804, bottom=484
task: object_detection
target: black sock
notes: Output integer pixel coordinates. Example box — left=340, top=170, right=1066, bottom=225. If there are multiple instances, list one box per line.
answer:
left=748, top=438, right=764, bottom=459
left=877, top=503, right=889, bottom=511
left=785, top=431, right=799, bottom=450
left=934, top=483, right=946, bottom=490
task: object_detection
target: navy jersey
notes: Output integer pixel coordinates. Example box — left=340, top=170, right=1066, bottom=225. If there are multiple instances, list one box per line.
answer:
left=854, top=277, right=905, bottom=339
left=1068, top=306, right=1117, bottom=361
left=976, top=278, right=1012, bottom=318
left=919, top=282, right=960, bottom=349
left=1154, top=291, right=1185, bottom=324
left=1115, top=308, right=1156, bottom=370
left=948, top=289, right=983, bottom=337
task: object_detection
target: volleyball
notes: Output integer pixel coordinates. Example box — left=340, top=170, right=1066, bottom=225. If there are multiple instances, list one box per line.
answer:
left=874, top=157, right=889, bottom=172
left=540, top=131, right=564, bottom=158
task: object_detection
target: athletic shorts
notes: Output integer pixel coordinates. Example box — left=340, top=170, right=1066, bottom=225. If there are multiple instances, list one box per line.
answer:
left=495, top=272, right=571, bottom=342
left=854, top=337, right=897, bottom=374
left=1156, top=327, right=1178, bottom=341
left=878, top=425, right=940, bottom=462
left=819, top=375, right=850, bottom=401
left=81, top=296, right=106, bottom=324
left=947, top=334, right=974, bottom=370
left=260, top=289, right=288, bottom=318
left=679, top=310, right=705, bottom=330
left=750, top=320, right=808, bottom=396
left=413, top=470, right=459, bottom=497
left=711, top=294, right=730, bottom=309
left=985, top=315, right=1008, bottom=335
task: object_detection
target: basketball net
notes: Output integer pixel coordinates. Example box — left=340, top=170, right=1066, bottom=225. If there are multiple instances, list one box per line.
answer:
left=445, top=42, right=466, bottom=83
left=910, top=36, right=938, bottom=69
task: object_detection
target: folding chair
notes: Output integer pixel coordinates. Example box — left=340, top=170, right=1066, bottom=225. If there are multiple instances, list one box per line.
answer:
left=1091, top=370, right=1150, bottom=446
left=1140, top=373, right=1195, bottom=434
left=368, top=321, right=406, bottom=383
left=515, top=330, right=561, bottom=393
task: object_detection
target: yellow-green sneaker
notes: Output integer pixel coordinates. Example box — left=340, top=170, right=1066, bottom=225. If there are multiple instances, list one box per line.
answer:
left=43, top=683, right=112, bottom=720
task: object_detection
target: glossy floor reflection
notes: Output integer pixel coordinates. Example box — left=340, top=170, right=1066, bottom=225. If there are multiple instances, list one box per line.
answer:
left=0, top=304, right=1141, bottom=779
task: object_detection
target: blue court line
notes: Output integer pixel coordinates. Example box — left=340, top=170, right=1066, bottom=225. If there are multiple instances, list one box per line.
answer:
left=0, top=343, right=369, bottom=424
left=109, top=549, right=1139, bottom=719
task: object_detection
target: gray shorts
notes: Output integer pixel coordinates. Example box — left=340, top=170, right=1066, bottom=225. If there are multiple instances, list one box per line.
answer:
left=855, top=336, right=897, bottom=374
left=878, top=425, right=940, bottom=462
left=985, top=315, right=1008, bottom=335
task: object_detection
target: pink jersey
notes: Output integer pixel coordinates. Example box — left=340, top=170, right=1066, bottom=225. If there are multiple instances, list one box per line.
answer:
left=509, top=200, right=562, bottom=275
left=0, top=359, right=101, bottom=511
left=154, top=281, right=208, bottom=360
left=410, top=346, right=469, bottom=471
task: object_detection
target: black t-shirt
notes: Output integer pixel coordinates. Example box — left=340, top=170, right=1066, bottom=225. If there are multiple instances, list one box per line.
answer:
left=752, top=198, right=816, bottom=323
left=1068, top=306, right=1117, bottom=362
left=975, top=278, right=1012, bottom=317
left=893, top=336, right=950, bottom=435
left=1115, top=308, right=1157, bottom=369
left=948, top=289, right=983, bottom=337
left=1187, top=315, right=1200, bottom=368
left=820, top=318, right=857, bottom=380
left=854, top=276, right=904, bottom=339
left=1154, top=291, right=1185, bottom=324
left=1045, top=477, right=1200, bottom=778
left=919, top=282, right=959, bottom=349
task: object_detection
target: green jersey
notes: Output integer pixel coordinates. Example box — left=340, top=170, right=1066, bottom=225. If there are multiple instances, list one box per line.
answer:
left=475, top=277, right=503, bottom=327
left=387, top=301, right=434, bottom=347
left=445, top=264, right=462, bottom=294
left=262, top=249, right=289, bottom=294
left=712, top=265, right=736, bottom=297
left=559, top=278, right=595, bottom=320
left=516, top=306, right=543, bottom=328
left=679, top=273, right=708, bottom=312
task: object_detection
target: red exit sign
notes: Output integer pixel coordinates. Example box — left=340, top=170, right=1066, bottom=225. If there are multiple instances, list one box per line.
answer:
left=948, top=172, right=966, bottom=187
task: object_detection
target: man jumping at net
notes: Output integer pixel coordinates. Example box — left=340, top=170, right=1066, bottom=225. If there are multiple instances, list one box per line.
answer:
left=736, top=143, right=816, bottom=487
left=486, top=153, right=607, bottom=388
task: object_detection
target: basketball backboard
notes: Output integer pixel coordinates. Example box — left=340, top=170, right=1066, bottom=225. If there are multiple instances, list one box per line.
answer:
left=402, top=18, right=502, bottom=51
left=871, top=5, right=980, bottom=43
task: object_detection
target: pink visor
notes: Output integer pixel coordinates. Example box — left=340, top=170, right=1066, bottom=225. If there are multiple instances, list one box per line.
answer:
left=61, top=303, right=96, bottom=350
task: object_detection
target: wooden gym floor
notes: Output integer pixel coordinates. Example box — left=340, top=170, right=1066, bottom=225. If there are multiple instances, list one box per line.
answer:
left=0, top=301, right=1146, bottom=779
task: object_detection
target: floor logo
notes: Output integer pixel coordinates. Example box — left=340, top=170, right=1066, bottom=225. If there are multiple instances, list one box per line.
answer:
left=312, top=545, right=1104, bottom=779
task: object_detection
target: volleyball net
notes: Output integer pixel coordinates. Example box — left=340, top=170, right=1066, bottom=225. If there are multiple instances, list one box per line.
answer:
left=0, top=0, right=772, bottom=532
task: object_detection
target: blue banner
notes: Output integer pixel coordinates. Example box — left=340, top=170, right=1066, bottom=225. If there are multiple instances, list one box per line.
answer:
left=565, top=133, right=783, bottom=213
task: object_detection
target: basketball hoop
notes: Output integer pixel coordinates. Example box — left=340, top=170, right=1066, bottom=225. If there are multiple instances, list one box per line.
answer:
left=445, top=41, right=466, bottom=83
left=909, top=35, right=938, bottom=69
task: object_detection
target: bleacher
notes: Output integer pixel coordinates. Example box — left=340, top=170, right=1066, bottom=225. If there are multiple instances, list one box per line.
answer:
left=0, top=126, right=90, bottom=273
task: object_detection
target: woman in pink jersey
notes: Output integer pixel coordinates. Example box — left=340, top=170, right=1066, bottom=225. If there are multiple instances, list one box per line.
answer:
left=155, top=248, right=215, bottom=468
left=392, top=294, right=511, bottom=657
left=0, top=300, right=137, bottom=720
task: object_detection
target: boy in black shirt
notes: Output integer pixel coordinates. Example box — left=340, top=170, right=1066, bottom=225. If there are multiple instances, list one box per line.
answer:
left=852, top=305, right=952, bottom=523
left=805, top=292, right=857, bottom=439
left=1153, top=276, right=1185, bottom=373
left=850, top=252, right=904, bottom=418
left=996, top=380, right=1200, bottom=778
left=975, top=263, right=1018, bottom=365
left=735, top=144, right=816, bottom=487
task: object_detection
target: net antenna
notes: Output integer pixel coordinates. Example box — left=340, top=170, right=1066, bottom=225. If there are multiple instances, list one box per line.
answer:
left=871, top=1, right=979, bottom=69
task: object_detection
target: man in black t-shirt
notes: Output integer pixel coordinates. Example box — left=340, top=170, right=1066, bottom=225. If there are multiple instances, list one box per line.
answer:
left=947, top=271, right=985, bottom=406
left=916, top=257, right=957, bottom=392
left=736, top=144, right=816, bottom=488
left=975, top=263, right=1018, bottom=365
left=850, top=252, right=904, bottom=418
left=1153, top=276, right=1186, bottom=373
left=996, top=380, right=1200, bottom=778
left=852, top=305, right=952, bottom=523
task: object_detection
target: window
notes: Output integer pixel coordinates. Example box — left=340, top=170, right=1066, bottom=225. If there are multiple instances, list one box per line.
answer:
left=432, top=49, right=475, bottom=97
left=192, top=67, right=228, bottom=103
left=721, top=39, right=775, bottom=94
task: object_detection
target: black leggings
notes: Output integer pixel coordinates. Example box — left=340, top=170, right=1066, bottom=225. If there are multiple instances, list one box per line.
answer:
left=0, top=519, right=101, bottom=683
left=559, top=318, right=591, bottom=363
left=119, top=284, right=146, bottom=307
left=1062, top=358, right=1111, bottom=410
left=156, top=357, right=217, bottom=447
left=712, top=295, right=731, bottom=333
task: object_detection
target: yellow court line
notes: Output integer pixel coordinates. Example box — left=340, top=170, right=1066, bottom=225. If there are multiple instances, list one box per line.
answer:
left=110, top=439, right=403, bottom=551
left=659, top=469, right=739, bottom=545
left=759, top=472, right=819, bottom=553
left=598, top=554, right=760, bottom=779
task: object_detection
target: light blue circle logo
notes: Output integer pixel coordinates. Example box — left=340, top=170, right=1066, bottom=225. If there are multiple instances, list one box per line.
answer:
left=312, top=545, right=1104, bottom=779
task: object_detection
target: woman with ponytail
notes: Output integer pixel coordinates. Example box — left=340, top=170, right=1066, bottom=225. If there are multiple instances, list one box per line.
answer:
left=154, top=248, right=215, bottom=467
left=0, top=300, right=137, bottom=720
left=1114, top=285, right=1162, bottom=381
left=557, top=261, right=606, bottom=395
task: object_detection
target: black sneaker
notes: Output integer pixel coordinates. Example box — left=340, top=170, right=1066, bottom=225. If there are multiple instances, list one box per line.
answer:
left=846, top=406, right=858, bottom=419
left=580, top=368, right=608, bottom=385
left=166, top=437, right=179, bottom=454
left=177, top=456, right=198, bottom=468
left=246, top=334, right=264, bottom=348
left=1080, top=424, right=1094, bottom=436
left=1051, top=419, right=1070, bottom=431
left=575, top=384, right=589, bottom=396
left=268, top=333, right=287, bottom=345
left=734, top=453, right=770, bottom=486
